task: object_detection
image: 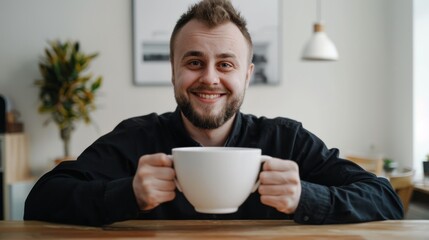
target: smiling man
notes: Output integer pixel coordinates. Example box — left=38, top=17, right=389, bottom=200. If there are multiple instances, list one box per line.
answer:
left=24, top=0, right=403, bottom=226
left=172, top=19, right=252, bottom=146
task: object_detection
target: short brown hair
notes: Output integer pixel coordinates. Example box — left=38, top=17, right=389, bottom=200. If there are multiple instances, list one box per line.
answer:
left=169, top=0, right=253, bottom=63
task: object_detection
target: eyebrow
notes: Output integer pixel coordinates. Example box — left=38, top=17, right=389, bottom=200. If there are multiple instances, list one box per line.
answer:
left=217, top=53, right=237, bottom=59
left=181, top=51, right=237, bottom=60
left=182, top=51, right=204, bottom=60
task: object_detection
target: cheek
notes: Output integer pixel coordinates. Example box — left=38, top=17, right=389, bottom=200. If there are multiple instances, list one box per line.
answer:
left=174, top=69, right=198, bottom=89
left=224, top=72, right=247, bottom=91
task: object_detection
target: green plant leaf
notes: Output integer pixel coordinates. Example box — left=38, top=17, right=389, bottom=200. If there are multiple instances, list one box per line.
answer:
left=35, top=39, right=103, bottom=153
left=91, top=77, right=102, bottom=92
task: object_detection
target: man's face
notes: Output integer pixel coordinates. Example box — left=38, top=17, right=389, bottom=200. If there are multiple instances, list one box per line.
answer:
left=171, top=20, right=254, bottom=129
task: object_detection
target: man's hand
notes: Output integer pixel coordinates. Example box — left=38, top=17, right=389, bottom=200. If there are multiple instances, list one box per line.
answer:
left=132, top=153, right=176, bottom=211
left=258, top=158, right=301, bottom=214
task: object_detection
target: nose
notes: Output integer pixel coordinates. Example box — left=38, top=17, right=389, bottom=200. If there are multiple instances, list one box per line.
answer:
left=199, top=65, right=220, bottom=85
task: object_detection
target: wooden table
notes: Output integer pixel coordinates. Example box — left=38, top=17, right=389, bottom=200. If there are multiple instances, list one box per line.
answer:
left=414, top=182, right=429, bottom=195
left=0, top=220, right=427, bottom=240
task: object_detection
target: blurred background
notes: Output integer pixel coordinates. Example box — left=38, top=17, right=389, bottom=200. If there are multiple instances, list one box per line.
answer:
left=0, top=0, right=428, bottom=220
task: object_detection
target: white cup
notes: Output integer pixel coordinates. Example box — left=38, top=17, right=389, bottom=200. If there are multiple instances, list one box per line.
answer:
left=172, top=147, right=270, bottom=214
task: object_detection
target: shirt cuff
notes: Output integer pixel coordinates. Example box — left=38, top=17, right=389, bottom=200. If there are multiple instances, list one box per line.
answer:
left=293, top=180, right=331, bottom=224
left=104, top=177, right=140, bottom=224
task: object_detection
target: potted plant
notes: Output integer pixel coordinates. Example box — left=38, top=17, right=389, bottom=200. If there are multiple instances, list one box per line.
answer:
left=35, top=40, right=102, bottom=163
left=383, top=158, right=397, bottom=174
left=423, top=154, right=429, bottom=177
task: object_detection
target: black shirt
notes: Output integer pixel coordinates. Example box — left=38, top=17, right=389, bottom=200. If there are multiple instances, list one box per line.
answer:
left=24, top=108, right=403, bottom=226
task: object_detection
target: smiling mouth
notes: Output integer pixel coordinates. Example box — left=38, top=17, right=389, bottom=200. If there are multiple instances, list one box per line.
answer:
left=190, top=86, right=229, bottom=101
left=196, top=93, right=223, bottom=99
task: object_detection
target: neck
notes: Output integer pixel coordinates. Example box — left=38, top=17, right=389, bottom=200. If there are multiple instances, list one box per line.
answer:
left=181, top=113, right=235, bottom=147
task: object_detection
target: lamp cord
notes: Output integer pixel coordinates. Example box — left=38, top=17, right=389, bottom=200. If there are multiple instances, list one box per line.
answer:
left=317, top=0, right=322, bottom=23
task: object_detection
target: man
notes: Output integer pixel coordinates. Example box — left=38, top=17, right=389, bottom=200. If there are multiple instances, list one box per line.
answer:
left=24, top=0, right=403, bottom=226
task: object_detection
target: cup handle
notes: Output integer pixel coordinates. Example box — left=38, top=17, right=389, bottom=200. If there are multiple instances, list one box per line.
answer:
left=251, top=155, right=272, bottom=192
left=175, top=179, right=183, bottom=192
left=169, top=155, right=183, bottom=192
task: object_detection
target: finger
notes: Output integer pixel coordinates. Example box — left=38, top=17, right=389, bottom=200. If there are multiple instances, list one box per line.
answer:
left=147, top=189, right=176, bottom=202
left=139, top=153, right=173, bottom=167
left=134, top=163, right=175, bottom=183
left=150, top=178, right=177, bottom=192
left=141, top=191, right=176, bottom=210
left=260, top=195, right=295, bottom=214
left=263, top=159, right=298, bottom=171
left=135, top=177, right=176, bottom=209
left=148, top=166, right=176, bottom=181
left=259, top=171, right=299, bottom=185
left=258, top=184, right=294, bottom=196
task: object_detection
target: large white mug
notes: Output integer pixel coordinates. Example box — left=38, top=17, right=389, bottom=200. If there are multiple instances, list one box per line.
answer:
left=172, top=147, right=270, bottom=214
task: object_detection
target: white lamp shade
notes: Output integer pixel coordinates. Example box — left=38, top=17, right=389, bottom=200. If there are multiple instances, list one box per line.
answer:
left=302, top=27, right=339, bottom=61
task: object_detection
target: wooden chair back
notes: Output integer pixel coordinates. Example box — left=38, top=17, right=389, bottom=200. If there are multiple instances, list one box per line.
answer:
left=345, top=155, right=383, bottom=175
left=389, top=168, right=414, bottom=214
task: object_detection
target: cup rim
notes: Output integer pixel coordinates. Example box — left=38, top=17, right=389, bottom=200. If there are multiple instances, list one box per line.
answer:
left=172, top=147, right=261, bottom=152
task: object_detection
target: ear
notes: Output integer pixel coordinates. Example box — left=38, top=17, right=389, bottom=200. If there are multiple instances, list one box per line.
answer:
left=171, top=61, right=175, bottom=85
left=245, top=63, right=254, bottom=89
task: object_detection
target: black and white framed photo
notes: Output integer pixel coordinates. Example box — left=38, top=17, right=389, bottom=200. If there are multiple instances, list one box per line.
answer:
left=132, top=0, right=280, bottom=85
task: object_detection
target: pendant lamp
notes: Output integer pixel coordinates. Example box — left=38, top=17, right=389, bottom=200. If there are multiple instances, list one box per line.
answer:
left=302, top=0, right=339, bottom=61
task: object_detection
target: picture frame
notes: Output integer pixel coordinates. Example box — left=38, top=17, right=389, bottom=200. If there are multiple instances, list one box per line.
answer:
left=132, top=0, right=280, bottom=86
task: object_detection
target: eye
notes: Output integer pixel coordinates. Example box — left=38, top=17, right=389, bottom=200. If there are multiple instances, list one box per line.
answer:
left=187, top=60, right=203, bottom=69
left=218, top=62, right=233, bottom=70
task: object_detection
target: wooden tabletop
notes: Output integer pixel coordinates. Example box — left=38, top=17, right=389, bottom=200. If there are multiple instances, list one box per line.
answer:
left=0, top=220, right=427, bottom=240
left=414, top=182, right=429, bottom=195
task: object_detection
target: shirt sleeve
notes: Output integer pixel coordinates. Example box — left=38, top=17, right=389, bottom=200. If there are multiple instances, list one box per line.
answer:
left=290, top=124, right=404, bottom=224
left=24, top=161, right=141, bottom=226
left=24, top=120, right=144, bottom=226
left=293, top=177, right=403, bottom=224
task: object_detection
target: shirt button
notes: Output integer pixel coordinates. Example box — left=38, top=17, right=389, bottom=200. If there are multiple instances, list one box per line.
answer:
left=303, top=216, right=310, bottom=222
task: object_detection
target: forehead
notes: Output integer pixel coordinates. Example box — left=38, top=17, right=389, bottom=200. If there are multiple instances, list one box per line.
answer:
left=173, top=20, right=250, bottom=60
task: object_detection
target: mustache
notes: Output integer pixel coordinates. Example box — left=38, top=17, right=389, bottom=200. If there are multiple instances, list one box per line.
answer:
left=188, top=85, right=231, bottom=94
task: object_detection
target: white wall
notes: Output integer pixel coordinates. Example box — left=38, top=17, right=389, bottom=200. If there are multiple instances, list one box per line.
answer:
left=413, top=0, right=429, bottom=178
left=0, top=0, right=414, bottom=175
left=386, top=0, right=414, bottom=171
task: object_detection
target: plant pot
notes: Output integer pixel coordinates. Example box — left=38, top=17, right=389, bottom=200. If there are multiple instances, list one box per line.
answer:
left=423, top=161, right=429, bottom=177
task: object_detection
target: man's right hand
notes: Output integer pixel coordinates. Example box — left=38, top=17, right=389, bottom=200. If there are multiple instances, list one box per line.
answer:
left=132, top=153, right=176, bottom=211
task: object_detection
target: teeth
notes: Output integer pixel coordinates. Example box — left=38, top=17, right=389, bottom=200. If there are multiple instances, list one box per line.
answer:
left=198, top=93, right=220, bottom=99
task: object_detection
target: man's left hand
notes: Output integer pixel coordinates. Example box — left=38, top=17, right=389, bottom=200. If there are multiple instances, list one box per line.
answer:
left=258, top=158, right=301, bottom=214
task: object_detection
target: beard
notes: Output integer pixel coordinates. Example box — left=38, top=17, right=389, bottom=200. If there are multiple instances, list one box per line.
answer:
left=175, top=86, right=245, bottom=129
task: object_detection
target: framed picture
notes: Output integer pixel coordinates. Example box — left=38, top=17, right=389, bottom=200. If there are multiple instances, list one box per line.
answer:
left=133, top=0, right=280, bottom=85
